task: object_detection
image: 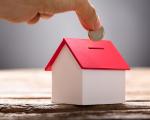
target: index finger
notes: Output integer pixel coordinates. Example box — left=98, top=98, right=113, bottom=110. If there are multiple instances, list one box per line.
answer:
left=75, top=0, right=101, bottom=31
left=41, top=0, right=101, bottom=31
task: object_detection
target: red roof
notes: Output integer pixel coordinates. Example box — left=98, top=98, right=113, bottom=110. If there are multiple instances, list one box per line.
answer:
left=45, top=38, right=130, bottom=71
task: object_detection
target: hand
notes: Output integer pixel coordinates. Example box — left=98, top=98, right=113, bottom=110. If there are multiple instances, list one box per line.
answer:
left=0, top=0, right=101, bottom=32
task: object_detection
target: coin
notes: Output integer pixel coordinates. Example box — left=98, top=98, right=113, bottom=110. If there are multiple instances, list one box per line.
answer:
left=88, top=26, right=105, bottom=41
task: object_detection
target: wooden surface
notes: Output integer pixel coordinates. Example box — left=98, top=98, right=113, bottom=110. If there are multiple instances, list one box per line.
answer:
left=0, top=68, right=150, bottom=119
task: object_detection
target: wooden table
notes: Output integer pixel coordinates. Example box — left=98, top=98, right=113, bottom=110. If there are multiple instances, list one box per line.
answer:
left=0, top=68, right=150, bottom=119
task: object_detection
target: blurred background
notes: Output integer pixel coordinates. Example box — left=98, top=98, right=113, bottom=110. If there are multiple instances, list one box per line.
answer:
left=0, top=0, right=150, bottom=69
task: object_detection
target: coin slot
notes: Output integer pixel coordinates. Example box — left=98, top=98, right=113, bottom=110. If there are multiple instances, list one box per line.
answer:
left=88, top=47, right=104, bottom=50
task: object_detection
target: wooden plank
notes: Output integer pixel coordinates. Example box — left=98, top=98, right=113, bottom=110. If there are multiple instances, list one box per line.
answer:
left=0, top=68, right=150, bottom=119
left=126, top=68, right=150, bottom=100
left=0, top=99, right=150, bottom=119
left=0, top=68, right=150, bottom=99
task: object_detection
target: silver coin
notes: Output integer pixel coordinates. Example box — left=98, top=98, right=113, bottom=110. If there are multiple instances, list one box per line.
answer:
left=88, top=26, right=105, bottom=41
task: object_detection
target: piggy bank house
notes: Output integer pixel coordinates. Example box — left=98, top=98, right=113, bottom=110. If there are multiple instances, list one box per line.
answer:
left=45, top=38, right=130, bottom=105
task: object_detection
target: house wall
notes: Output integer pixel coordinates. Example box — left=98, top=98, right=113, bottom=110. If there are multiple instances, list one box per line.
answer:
left=82, top=70, right=125, bottom=105
left=52, top=45, right=82, bottom=104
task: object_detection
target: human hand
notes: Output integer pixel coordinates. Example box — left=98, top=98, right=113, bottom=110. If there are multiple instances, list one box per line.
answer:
left=0, top=0, right=104, bottom=39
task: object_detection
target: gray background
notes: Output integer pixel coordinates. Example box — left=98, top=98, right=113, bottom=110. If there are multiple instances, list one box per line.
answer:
left=0, top=0, right=150, bottom=69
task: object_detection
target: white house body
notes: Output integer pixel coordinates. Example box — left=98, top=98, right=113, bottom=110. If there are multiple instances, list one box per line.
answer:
left=52, top=45, right=125, bottom=105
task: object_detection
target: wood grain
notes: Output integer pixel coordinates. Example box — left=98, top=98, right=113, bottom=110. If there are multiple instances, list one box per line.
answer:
left=0, top=68, right=150, bottom=119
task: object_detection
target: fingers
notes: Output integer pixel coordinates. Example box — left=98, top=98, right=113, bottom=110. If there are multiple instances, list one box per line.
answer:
left=40, top=13, right=53, bottom=19
left=75, top=0, right=101, bottom=31
left=27, top=13, right=40, bottom=24
left=41, top=0, right=101, bottom=31
left=40, top=0, right=76, bottom=13
left=25, top=0, right=101, bottom=32
left=27, top=12, right=53, bottom=24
